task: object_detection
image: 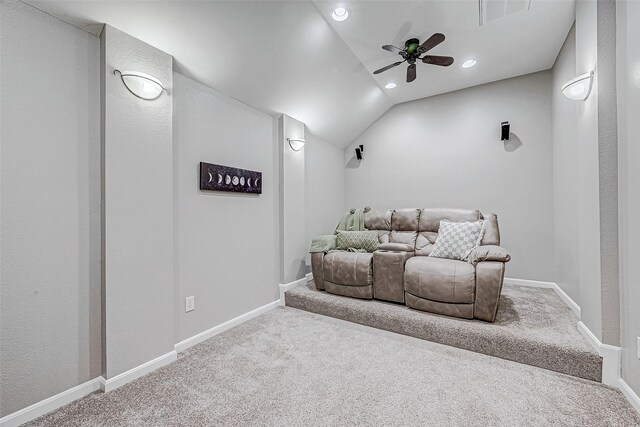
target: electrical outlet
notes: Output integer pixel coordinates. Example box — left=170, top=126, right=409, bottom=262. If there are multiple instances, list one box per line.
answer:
left=185, top=296, right=195, bottom=313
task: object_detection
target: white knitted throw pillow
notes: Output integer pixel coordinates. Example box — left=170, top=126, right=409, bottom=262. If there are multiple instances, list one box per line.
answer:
left=429, top=220, right=485, bottom=261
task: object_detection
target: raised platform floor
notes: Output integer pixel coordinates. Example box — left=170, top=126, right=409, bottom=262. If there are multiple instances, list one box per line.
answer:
left=285, top=281, right=602, bottom=382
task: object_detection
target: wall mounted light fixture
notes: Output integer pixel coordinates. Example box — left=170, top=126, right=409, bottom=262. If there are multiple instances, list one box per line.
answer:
left=287, top=138, right=306, bottom=151
left=355, top=144, right=364, bottom=160
left=114, top=69, right=166, bottom=100
left=562, top=71, right=594, bottom=101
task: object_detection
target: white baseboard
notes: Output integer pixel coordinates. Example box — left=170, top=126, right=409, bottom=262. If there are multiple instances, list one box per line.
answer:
left=503, top=277, right=557, bottom=288
left=174, top=300, right=280, bottom=353
left=0, top=378, right=102, bottom=427
left=504, top=277, right=581, bottom=319
left=99, top=351, right=177, bottom=393
left=279, top=277, right=307, bottom=305
left=619, top=378, right=640, bottom=414
left=506, top=278, right=621, bottom=387
left=1, top=299, right=283, bottom=426
left=305, top=272, right=313, bottom=282
left=577, top=321, right=621, bottom=387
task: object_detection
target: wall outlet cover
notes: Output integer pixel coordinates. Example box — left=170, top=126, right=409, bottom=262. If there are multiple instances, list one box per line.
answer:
left=185, top=296, right=195, bottom=313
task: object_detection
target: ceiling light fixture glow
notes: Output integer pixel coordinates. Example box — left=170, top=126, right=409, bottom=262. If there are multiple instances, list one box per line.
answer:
left=561, top=71, right=594, bottom=101
left=331, top=7, right=349, bottom=22
left=114, top=69, right=166, bottom=100
left=462, top=59, right=477, bottom=69
left=385, top=82, right=397, bottom=89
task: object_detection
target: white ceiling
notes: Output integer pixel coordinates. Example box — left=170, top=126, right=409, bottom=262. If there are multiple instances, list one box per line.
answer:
left=315, top=0, right=575, bottom=104
left=24, top=0, right=574, bottom=148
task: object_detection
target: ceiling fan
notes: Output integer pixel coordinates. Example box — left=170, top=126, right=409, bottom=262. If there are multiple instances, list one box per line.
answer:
left=373, top=33, right=454, bottom=83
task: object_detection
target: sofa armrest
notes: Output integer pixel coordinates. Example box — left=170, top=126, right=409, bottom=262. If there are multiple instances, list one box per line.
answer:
left=474, top=261, right=506, bottom=322
left=310, top=235, right=337, bottom=253
left=378, top=242, right=414, bottom=252
left=468, top=245, right=510, bottom=266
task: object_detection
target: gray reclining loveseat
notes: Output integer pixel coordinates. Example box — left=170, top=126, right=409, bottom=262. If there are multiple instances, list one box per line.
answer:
left=310, top=208, right=511, bottom=322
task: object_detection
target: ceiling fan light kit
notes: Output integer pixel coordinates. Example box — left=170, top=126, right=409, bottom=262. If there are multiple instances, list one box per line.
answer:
left=374, top=32, right=454, bottom=83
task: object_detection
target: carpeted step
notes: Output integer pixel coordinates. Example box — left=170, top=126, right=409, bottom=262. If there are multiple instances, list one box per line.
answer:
left=286, top=283, right=602, bottom=382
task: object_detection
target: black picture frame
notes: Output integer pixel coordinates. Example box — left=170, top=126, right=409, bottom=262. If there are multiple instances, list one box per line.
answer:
left=199, top=162, right=262, bottom=194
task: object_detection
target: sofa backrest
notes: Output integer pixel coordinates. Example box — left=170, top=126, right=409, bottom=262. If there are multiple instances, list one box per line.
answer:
left=363, top=208, right=501, bottom=254
left=363, top=209, right=392, bottom=244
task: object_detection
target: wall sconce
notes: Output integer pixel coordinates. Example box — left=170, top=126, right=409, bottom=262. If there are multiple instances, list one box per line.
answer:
left=114, top=69, right=167, bottom=100
left=287, top=138, right=306, bottom=151
left=355, top=144, right=364, bottom=160
left=501, top=122, right=510, bottom=141
left=561, top=71, right=594, bottom=101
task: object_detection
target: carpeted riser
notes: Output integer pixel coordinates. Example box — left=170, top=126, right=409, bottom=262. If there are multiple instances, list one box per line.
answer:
left=24, top=308, right=639, bottom=426
left=285, top=286, right=602, bottom=383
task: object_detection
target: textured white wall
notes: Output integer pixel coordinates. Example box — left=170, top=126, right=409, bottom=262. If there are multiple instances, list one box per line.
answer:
left=101, top=25, right=174, bottom=378
left=344, top=71, right=554, bottom=281
left=551, top=25, right=581, bottom=307
left=279, top=115, right=307, bottom=283
left=0, top=1, right=101, bottom=416
left=305, top=134, right=346, bottom=269
left=172, top=73, right=279, bottom=343
left=574, top=0, right=603, bottom=340
left=616, top=0, right=640, bottom=399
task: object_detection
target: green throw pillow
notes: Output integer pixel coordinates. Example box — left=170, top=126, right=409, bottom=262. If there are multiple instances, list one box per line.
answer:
left=336, top=231, right=379, bottom=252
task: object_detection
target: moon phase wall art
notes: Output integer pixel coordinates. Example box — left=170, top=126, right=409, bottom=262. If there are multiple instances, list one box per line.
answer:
left=199, top=162, right=262, bottom=194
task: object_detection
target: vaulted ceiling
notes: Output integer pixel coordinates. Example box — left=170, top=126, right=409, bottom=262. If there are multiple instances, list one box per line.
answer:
left=25, top=0, right=575, bottom=148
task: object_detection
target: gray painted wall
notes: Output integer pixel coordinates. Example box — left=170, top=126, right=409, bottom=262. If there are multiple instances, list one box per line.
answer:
left=572, top=0, right=621, bottom=346
left=574, top=0, right=604, bottom=340
left=595, top=0, right=620, bottom=347
left=344, top=72, right=554, bottom=281
left=305, top=134, right=346, bottom=269
left=551, top=25, right=581, bottom=306
left=616, top=0, right=640, bottom=398
left=172, top=73, right=279, bottom=343
left=0, top=1, right=101, bottom=416
left=279, top=115, right=307, bottom=283
left=101, top=25, right=175, bottom=378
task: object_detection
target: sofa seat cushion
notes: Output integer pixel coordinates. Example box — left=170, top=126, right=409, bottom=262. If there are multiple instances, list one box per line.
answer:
left=404, top=257, right=476, bottom=304
left=323, top=251, right=373, bottom=287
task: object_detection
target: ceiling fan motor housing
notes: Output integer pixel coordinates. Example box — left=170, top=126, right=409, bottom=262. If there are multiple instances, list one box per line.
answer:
left=404, top=38, right=421, bottom=55
left=373, top=32, right=453, bottom=83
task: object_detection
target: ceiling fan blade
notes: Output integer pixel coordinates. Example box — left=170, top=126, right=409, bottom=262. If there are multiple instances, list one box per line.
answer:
left=407, top=64, right=417, bottom=82
left=421, top=55, right=454, bottom=66
left=419, top=33, right=445, bottom=53
left=373, top=61, right=404, bottom=74
left=382, top=44, right=402, bottom=53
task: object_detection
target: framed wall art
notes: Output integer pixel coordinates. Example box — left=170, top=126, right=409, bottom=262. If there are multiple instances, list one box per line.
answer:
left=199, top=162, right=262, bottom=195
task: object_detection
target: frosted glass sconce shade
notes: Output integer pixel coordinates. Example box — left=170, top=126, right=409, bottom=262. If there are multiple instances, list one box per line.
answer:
left=287, top=138, right=306, bottom=151
left=114, top=70, right=166, bottom=100
left=561, top=71, right=594, bottom=101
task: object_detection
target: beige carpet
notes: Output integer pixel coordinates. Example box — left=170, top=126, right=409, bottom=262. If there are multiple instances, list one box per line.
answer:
left=286, top=282, right=602, bottom=381
left=26, top=307, right=638, bottom=426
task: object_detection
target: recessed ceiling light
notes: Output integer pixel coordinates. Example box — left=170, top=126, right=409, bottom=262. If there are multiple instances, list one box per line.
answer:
left=331, top=7, right=349, bottom=22
left=462, top=59, right=477, bottom=69
left=385, top=82, right=397, bottom=89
